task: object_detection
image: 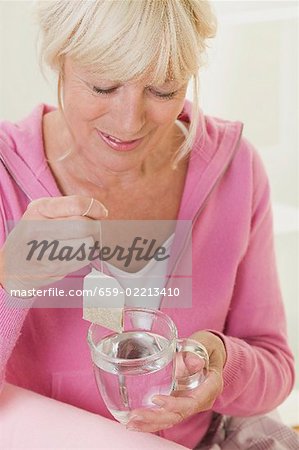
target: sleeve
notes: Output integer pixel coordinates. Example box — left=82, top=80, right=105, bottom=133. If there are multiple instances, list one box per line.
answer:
left=211, top=148, right=295, bottom=416
left=0, top=291, right=35, bottom=394
left=0, top=174, right=35, bottom=394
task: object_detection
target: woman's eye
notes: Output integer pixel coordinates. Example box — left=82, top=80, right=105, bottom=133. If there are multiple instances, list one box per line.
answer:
left=149, top=88, right=177, bottom=100
left=92, top=86, right=116, bottom=95
left=91, top=85, right=177, bottom=99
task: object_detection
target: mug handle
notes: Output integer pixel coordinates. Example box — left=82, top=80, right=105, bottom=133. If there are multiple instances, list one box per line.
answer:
left=173, top=338, right=209, bottom=391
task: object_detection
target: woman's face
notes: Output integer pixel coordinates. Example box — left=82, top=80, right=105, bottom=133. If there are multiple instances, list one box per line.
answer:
left=60, top=57, right=188, bottom=172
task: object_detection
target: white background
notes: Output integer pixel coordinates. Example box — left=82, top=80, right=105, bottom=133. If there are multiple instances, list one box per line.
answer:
left=0, top=0, right=298, bottom=425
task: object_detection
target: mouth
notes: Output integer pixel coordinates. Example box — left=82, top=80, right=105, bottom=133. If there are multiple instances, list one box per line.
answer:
left=96, top=129, right=144, bottom=152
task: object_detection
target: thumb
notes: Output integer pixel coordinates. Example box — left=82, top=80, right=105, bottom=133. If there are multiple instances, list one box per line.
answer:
left=184, top=352, right=206, bottom=374
left=27, top=196, right=108, bottom=219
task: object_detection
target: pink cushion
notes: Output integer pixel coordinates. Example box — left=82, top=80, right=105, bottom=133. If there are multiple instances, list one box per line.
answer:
left=0, top=383, right=188, bottom=449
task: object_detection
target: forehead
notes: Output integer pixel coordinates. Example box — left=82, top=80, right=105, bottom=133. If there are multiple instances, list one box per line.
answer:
left=65, top=57, right=188, bottom=88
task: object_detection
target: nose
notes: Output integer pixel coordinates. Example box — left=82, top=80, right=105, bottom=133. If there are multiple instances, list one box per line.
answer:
left=114, top=86, right=146, bottom=138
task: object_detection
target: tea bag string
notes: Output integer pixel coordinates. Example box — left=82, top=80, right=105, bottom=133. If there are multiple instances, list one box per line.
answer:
left=45, top=147, right=73, bottom=163
left=98, top=219, right=104, bottom=273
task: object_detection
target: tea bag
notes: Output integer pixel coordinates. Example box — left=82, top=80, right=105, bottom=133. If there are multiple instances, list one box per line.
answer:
left=83, top=268, right=125, bottom=333
left=116, top=333, right=163, bottom=359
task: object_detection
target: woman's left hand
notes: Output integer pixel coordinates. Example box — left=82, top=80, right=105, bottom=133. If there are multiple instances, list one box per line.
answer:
left=126, top=331, right=227, bottom=432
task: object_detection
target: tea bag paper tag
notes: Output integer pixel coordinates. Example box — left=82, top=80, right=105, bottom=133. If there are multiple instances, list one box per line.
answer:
left=82, top=268, right=125, bottom=333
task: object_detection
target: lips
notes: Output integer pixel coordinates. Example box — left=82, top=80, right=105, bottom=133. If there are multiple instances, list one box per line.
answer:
left=96, top=129, right=144, bottom=151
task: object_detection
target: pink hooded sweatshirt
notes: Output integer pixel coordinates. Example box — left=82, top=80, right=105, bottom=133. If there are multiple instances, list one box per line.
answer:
left=0, top=103, right=295, bottom=449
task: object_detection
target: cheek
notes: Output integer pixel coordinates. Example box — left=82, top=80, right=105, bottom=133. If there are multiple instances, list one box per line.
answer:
left=63, top=86, right=106, bottom=124
left=149, top=101, right=185, bottom=127
left=67, top=101, right=107, bottom=137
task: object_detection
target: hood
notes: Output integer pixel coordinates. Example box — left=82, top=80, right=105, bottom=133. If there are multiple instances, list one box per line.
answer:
left=0, top=104, right=59, bottom=201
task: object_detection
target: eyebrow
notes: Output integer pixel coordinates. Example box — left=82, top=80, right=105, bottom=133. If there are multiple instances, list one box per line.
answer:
left=80, top=73, right=183, bottom=91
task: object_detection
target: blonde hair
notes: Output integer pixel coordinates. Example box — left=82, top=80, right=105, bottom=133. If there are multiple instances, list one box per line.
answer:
left=35, top=0, right=217, bottom=165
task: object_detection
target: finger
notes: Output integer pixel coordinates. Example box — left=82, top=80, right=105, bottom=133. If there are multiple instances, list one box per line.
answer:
left=153, top=394, right=198, bottom=417
left=2, top=273, right=66, bottom=295
left=127, top=418, right=174, bottom=433
left=127, top=408, right=179, bottom=432
left=184, top=352, right=205, bottom=374
left=27, top=196, right=108, bottom=219
left=206, top=367, right=223, bottom=395
left=172, top=369, right=223, bottom=409
left=151, top=369, right=223, bottom=413
left=26, top=236, right=95, bottom=274
left=127, top=400, right=199, bottom=432
left=21, top=217, right=101, bottom=241
left=127, top=369, right=223, bottom=433
left=175, top=352, right=205, bottom=379
left=127, top=396, right=197, bottom=432
left=4, top=236, right=95, bottom=290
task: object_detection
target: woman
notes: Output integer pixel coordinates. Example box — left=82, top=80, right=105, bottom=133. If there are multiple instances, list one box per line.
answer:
left=0, top=1, right=298, bottom=449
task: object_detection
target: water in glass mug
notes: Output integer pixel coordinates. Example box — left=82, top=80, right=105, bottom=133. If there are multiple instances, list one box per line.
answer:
left=93, top=330, right=175, bottom=423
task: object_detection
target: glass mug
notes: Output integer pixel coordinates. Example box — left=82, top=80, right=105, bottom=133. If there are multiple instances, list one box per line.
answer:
left=87, top=307, right=209, bottom=424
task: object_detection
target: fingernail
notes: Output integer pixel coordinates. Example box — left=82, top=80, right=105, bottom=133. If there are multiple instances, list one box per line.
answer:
left=152, top=397, right=165, bottom=406
left=29, top=199, right=39, bottom=206
left=28, top=199, right=41, bottom=211
left=94, top=200, right=108, bottom=217
left=129, top=415, right=143, bottom=422
left=126, top=425, right=140, bottom=432
left=100, top=205, right=109, bottom=217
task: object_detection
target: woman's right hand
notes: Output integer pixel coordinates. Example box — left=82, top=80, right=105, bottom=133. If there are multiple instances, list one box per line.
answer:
left=0, top=196, right=108, bottom=294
